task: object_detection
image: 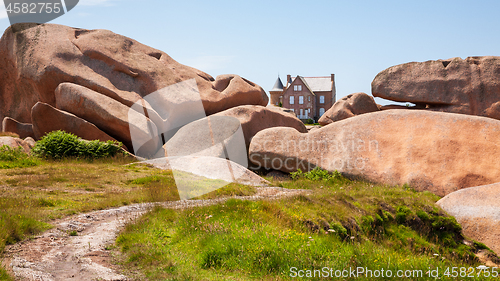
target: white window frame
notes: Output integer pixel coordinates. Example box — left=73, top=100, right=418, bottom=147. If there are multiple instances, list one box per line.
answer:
left=289, top=96, right=294, bottom=104
left=319, top=108, right=325, bottom=116
left=294, top=85, right=302, bottom=91
left=319, top=95, right=325, bottom=104
left=299, top=96, right=304, bottom=104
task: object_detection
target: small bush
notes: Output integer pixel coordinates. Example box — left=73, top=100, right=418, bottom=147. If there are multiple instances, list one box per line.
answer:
left=31, top=131, right=124, bottom=160
left=0, top=145, right=39, bottom=169
left=0, top=145, right=27, bottom=161
left=330, top=222, right=348, bottom=239
left=396, top=206, right=413, bottom=224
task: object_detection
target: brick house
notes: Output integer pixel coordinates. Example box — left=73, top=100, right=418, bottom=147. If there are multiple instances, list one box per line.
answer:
left=269, top=74, right=336, bottom=121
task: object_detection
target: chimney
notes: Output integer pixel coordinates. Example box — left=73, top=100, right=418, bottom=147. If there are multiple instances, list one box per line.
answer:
left=287, top=74, right=292, bottom=86
left=331, top=74, right=335, bottom=81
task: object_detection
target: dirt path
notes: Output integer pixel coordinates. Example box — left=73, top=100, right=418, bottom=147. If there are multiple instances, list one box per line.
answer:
left=2, top=186, right=306, bottom=281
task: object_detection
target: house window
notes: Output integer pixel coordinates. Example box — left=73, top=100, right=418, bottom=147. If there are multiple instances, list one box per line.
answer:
left=300, top=108, right=303, bottom=117
left=289, top=96, right=294, bottom=104
left=308, top=96, right=311, bottom=102
left=319, top=95, right=325, bottom=104
left=299, top=96, right=304, bottom=104
left=294, top=85, right=302, bottom=91
left=319, top=108, right=325, bottom=116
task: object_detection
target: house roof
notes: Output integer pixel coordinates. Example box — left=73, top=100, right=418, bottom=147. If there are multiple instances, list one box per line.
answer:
left=270, top=76, right=284, bottom=92
left=302, top=77, right=333, bottom=92
left=296, top=76, right=316, bottom=96
left=290, top=76, right=333, bottom=94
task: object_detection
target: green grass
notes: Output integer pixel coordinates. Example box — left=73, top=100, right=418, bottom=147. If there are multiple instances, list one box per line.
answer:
left=115, top=170, right=497, bottom=280
left=0, top=145, right=40, bottom=169
left=0, top=146, right=255, bottom=279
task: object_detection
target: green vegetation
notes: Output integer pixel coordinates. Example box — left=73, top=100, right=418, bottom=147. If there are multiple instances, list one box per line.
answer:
left=304, top=118, right=315, bottom=125
left=0, top=138, right=254, bottom=279
left=115, top=169, right=497, bottom=280
left=0, top=132, right=497, bottom=281
left=0, top=145, right=40, bottom=169
left=31, top=130, right=124, bottom=159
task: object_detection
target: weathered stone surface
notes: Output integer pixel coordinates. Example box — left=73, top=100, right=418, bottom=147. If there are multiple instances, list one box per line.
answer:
left=437, top=182, right=500, bottom=254
left=249, top=110, right=500, bottom=196
left=0, top=23, right=267, bottom=133
left=214, top=105, right=307, bottom=147
left=0, top=136, right=31, bottom=153
left=163, top=116, right=247, bottom=167
left=319, top=92, right=380, bottom=125
left=266, top=105, right=297, bottom=117
left=31, top=102, right=119, bottom=144
left=55, top=83, right=158, bottom=156
left=23, top=137, right=36, bottom=149
left=372, top=56, right=500, bottom=119
left=2, top=117, right=34, bottom=139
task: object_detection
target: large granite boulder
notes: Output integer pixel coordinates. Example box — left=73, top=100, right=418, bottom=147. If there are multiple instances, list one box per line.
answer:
left=214, top=105, right=307, bottom=148
left=31, top=102, right=119, bottom=144
left=372, top=56, right=500, bottom=119
left=318, top=92, right=380, bottom=125
left=249, top=110, right=500, bottom=196
left=437, top=182, right=500, bottom=255
left=0, top=23, right=268, bottom=155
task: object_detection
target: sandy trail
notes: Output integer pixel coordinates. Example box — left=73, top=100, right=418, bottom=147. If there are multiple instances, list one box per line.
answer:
left=2, top=186, right=306, bottom=281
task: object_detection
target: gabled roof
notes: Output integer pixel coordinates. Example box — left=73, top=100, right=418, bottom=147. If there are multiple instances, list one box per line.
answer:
left=296, top=76, right=316, bottom=96
left=302, top=77, right=333, bottom=92
left=291, top=76, right=333, bottom=93
left=270, top=76, right=284, bottom=92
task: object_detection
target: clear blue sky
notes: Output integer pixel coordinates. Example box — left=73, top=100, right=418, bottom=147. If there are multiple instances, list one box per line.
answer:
left=2, top=0, right=500, bottom=105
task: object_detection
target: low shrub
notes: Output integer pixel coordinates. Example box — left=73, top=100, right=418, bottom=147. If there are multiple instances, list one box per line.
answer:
left=0, top=145, right=39, bottom=169
left=31, top=131, right=124, bottom=160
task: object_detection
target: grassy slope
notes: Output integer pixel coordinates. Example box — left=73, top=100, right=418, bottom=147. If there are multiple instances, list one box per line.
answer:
left=0, top=151, right=255, bottom=280
left=114, top=172, right=498, bottom=280
left=0, top=148, right=497, bottom=280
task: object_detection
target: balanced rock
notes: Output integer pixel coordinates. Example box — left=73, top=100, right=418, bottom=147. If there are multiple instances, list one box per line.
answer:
left=2, top=117, right=34, bottom=139
left=318, top=92, right=379, bottom=125
left=0, top=23, right=268, bottom=147
left=437, top=182, right=500, bottom=254
left=372, top=56, right=500, bottom=119
left=214, top=105, right=307, bottom=148
left=249, top=110, right=500, bottom=196
left=31, top=102, right=119, bottom=144
left=0, top=136, right=32, bottom=153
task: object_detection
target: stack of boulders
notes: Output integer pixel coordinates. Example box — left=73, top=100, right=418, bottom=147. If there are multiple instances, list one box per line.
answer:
left=248, top=56, right=500, bottom=254
left=0, top=23, right=305, bottom=158
left=1, top=24, right=499, bottom=252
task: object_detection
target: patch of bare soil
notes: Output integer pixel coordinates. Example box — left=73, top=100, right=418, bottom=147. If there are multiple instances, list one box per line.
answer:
left=2, top=186, right=306, bottom=281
